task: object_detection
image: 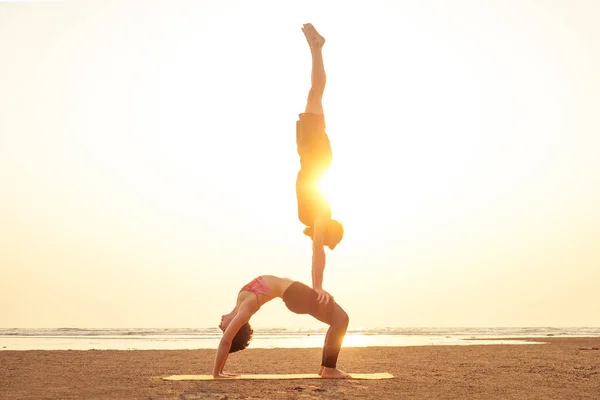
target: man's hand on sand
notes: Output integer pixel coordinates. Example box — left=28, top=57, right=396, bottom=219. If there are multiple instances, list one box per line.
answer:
left=302, top=23, right=325, bottom=50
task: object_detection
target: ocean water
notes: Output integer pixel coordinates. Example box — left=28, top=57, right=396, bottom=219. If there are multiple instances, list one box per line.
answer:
left=1, top=327, right=598, bottom=351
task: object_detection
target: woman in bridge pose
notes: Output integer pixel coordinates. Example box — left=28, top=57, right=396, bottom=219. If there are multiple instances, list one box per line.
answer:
left=213, top=274, right=350, bottom=379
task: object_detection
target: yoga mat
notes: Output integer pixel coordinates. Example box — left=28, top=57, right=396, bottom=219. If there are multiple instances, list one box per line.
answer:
left=163, top=373, right=394, bottom=381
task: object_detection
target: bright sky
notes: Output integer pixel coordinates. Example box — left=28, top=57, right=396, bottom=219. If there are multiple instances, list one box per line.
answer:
left=1, top=0, right=599, bottom=329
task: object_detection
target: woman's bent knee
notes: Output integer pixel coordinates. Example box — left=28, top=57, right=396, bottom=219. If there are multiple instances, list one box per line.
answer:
left=335, top=307, right=349, bottom=328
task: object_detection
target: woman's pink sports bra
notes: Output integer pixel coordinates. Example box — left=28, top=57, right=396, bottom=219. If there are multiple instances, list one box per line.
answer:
left=239, top=276, right=272, bottom=298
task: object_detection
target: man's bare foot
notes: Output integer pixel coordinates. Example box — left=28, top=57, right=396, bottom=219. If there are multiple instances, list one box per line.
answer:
left=318, top=365, right=325, bottom=376
left=302, top=23, right=325, bottom=50
left=320, top=367, right=351, bottom=379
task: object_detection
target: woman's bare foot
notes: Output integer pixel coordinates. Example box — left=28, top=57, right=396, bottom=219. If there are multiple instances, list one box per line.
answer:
left=320, top=367, right=351, bottom=379
left=302, top=23, right=325, bottom=50
left=318, top=365, right=325, bottom=376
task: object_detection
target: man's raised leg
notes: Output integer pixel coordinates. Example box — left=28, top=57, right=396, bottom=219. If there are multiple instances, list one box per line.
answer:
left=302, top=23, right=326, bottom=115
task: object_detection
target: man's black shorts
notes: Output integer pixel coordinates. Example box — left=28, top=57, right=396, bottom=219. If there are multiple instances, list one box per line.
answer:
left=295, top=113, right=333, bottom=226
left=296, top=113, right=332, bottom=174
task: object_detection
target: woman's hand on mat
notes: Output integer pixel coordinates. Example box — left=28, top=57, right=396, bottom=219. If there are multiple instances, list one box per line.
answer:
left=315, top=288, right=333, bottom=305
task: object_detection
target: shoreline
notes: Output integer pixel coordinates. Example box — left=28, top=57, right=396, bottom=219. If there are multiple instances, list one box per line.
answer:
left=4, top=332, right=596, bottom=352
left=1, top=337, right=598, bottom=399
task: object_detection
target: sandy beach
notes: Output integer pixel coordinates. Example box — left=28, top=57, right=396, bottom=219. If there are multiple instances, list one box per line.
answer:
left=1, top=337, right=598, bottom=399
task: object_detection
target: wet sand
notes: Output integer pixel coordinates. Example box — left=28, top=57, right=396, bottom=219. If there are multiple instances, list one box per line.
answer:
left=1, top=337, right=598, bottom=399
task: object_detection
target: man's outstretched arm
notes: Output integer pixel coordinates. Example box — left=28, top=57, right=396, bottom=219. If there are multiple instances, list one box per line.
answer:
left=312, top=217, right=326, bottom=290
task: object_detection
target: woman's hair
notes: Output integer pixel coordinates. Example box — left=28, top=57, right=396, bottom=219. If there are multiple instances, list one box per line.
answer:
left=303, top=218, right=344, bottom=250
left=229, top=322, right=253, bottom=353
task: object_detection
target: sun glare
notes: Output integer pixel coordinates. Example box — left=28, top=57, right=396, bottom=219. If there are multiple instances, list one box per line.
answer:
left=316, top=172, right=332, bottom=202
left=316, top=169, right=345, bottom=218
